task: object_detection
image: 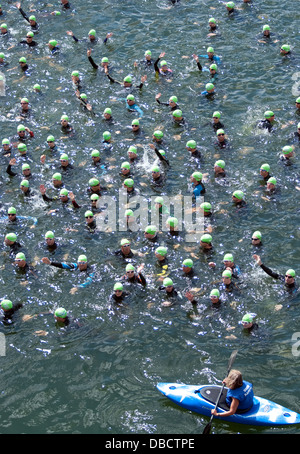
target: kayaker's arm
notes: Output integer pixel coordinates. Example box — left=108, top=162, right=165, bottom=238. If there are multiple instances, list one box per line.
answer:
left=211, top=397, right=239, bottom=417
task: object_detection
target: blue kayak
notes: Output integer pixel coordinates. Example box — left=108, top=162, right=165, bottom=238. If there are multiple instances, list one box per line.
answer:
left=157, top=382, right=300, bottom=427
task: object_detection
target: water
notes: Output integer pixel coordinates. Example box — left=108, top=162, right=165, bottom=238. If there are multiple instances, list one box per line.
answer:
left=0, top=0, right=300, bottom=435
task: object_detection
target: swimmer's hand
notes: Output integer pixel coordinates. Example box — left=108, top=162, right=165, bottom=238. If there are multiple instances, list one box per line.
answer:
left=185, top=291, right=195, bottom=302
left=192, top=54, right=199, bottom=62
left=9, top=158, right=17, bottom=166
left=155, top=93, right=162, bottom=100
left=253, top=254, right=262, bottom=266
left=41, top=257, right=51, bottom=265
left=39, top=184, right=46, bottom=195
left=22, top=314, right=37, bottom=321
left=87, top=49, right=92, bottom=57
left=34, top=330, right=48, bottom=336
left=141, top=75, right=147, bottom=83
left=70, top=287, right=78, bottom=295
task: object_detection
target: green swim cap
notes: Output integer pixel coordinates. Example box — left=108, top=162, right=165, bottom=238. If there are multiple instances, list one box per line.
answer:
left=252, top=230, right=262, bottom=239
left=127, top=94, right=135, bottom=101
left=151, top=165, right=160, bottom=173
left=209, top=18, right=216, bottom=24
left=60, top=153, right=69, bottom=161
left=128, top=145, right=137, bottom=154
left=233, top=190, right=244, bottom=200
left=222, top=269, right=232, bottom=278
left=16, top=252, right=26, bottom=261
left=281, top=44, right=290, bottom=52
left=91, top=149, right=100, bottom=157
left=84, top=210, right=94, bottom=218
left=17, top=124, right=26, bottom=131
left=206, top=47, right=214, bottom=53
left=8, top=207, right=16, bottom=215
left=88, top=29, right=96, bottom=36
left=27, top=31, right=34, bottom=38
left=52, top=172, right=62, bottom=181
left=5, top=233, right=17, bottom=242
left=192, top=171, right=203, bottom=181
left=267, top=177, right=277, bottom=185
left=0, top=53, right=4, bottom=59
left=160, top=60, right=167, bottom=67
left=169, top=95, right=178, bottom=103
left=80, top=93, right=87, bottom=100
left=205, top=83, right=215, bottom=91
left=145, top=50, right=152, bottom=56
left=186, top=140, right=197, bottom=149
left=19, top=57, right=27, bottom=63
left=89, top=177, right=100, bottom=186
left=263, top=25, right=270, bottom=31
left=45, top=231, right=55, bottom=239
left=215, top=159, right=225, bottom=169
left=155, top=246, right=168, bottom=256
left=55, top=307, right=67, bottom=319
left=61, top=114, right=69, bottom=121
left=53, top=11, right=61, bottom=16
left=29, top=15, right=36, bottom=21
left=172, top=109, right=182, bottom=118
left=131, top=119, right=139, bottom=126
left=226, top=1, right=235, bottom=8
left=0, top=23, right=7, bottom=29
left=123, top=75, right=132, bottom=83
left=260, top=163, right=270, bottom=172
left=163, top=277, right=173, bottom=287
left=125, top=209, right=134, bottom=217
left=33, top=84, right=41, bottom=90
left=296, top=97, right=300, bottom=104
left=201, top=233, right=212, bottom=243
left=60, top=188, right=68, bottom=196
left=121, top=161, right=131, bottom=169
left=145, top=225, right=157, bottom=235
left=286, top=269, right=296, bottom=277
left=103, top=131, right=111, bottom=140
left=213, top=112, right=221, bottom=119
left=47, top=134, right=54, bottom=143
left=210, top=289, right=220, bottom=297
left=49, top=39, right=58, bottom=47
left=166, top=217, right=178, bottom=227
left=126, top=263, right=135, bottom=272
left=200, top=202, right=212, bottom=212
left=120, top=238, right=130, bottom=246
left=154, top=196, right=164, bottom=205
left=22, top=163, right=30, bottom=171
left=18, top=143, right=27, bottom=153
left=282, top=145, right=293, bottom=154
left=90, top=193, right=99, bottom=201
left=210, top=64, right=218, bottom=71
left=1, top=300, right=13, bottom=310
left=153, top=130, right=164, bottom=139
left=182, top=259, right=193, bottom=268
left=71, top=70, right=79, bottom=77
left=264, top=110, right=274, bottom=118
left=242, top=313, right=253, bottom=323
left=78, top=254, right=87, bottom=262
left=124, top=178, right=134, bottom=187
left=114, top=282, right=123, bottom=291
left=104, top=107, right=112, bottom=115
left=224, top=253, right=234, bottom=262
left=20, top=179, right=29, bottom=187
left=2, top=138, right=10, bottom=145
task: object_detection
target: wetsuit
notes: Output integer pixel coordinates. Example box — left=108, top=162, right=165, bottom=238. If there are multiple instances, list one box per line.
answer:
left=114, top=249, right=134, bottom=259
left=259, top=263, right=298, bottom=292
left=257, top=119, right=274, bottom=132
left=196, top=61, right=219, bottom=83
left=192, top=182, right=206, bottom=197
left=1, top=303, right=23, bottom=324
left=19, top=39, right=38, bottom=47
left=122, top=272, right=146, bottom=287
left=155, top=98, right=179, bottom=111
left=17, top=8, right=39, bottom=30
left=154, top=58, right=173, bottom=77
left=47, top=261, right=95, bottom=287
left=105, top=73, right=144, bottom=90
left=41, top=193, right=80, bottom=208
left=6, top=241, right=23, bottom=257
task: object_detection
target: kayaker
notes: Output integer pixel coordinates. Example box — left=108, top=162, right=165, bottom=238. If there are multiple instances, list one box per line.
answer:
left=211, top=369, right=254, bottom=417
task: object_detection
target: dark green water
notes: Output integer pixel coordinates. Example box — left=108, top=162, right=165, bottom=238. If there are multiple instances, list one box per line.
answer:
left=0, top=0, right=300, bottom=435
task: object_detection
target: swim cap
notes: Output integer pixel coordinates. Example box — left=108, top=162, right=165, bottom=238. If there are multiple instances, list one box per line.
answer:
left=27, top=32, right=34, bottom=38
left=296, top=98, right=300, bottom=104
left=128, top=145, right=137, bottom=154
left=18, top=143, right=27, bottom=153
left=121, top=161, right=131, bottom=169
left=49, top=39, right=58, bottom=47
left=89, top=177, right=100, bottom=186
left=206, top=47, right=214, bottom=53
left=29, top=15, right=36, bottom=21
left=126, top=263, right=135, bottom=272
left=0, top=23, right=7, bottom=29
left=114, top=282, right=123, bottom=291
left=120, top=238, right=131, bottom=246
left=215, top=159, right=225, bottom=169
left=5, top=233, right=17, bottom=242
left=286, top=269, right=296, bottom=277
left=17, top=124, right=26, bottom=131
left=80, top=93, right=87, bottom=100
left=8, top=207, right=16, bottom=215
left=125, top=209, right=134, bottom=217
left=1, top=300, right=13, bottom=310
left=155, top=246, right=167, bottom=256
left=212, top=111, right=221, bottom=118
left=233, top=190, right=244, bottom=200
left=60, top=153, right=68, bottom=161
left=209, top=18, right=216, bottom=23
left=127, top=94, right=135, bottom=101
left=166, top=217, right=178, bottom=228
left=88, top=29, right=96, bottom=36
left=260, top=163, right=270, bottom=172
left=163, top=277, right=173, bottom=287
left=192, top=171, right=203, bottom=181
left=103, top=131, right=111, bottom=140
left=200, top=202, right=212, bottom=212
left=33, top=84, right=41, bottom=90
left=90, top=193, right=99, bottom=201
left=55, top=307, right=67, bottom=319
left=160, top=60, right=167, bottom=67
left=242, top=313, right=253, bottom=323
left=186, top=140, right=197, bottom=149
left=77, top=255, right=87, bottom=262
left=282, top=145, right=293, bottom=154
left=153, top=130, right=164, bottom=139
left=91, top=149, right=100, bottom=157
left=172, top=109, right=182, bottom=118
left=201, top=233, right=212, bottom=243
left=61, top=114, right=69, bottom=121
left=222, top=269, right=232, bottom=278
left=71, top=70, right=79, bottom=77
left=151, top=165, right=160, bottom=173
left=223, top=253, right=234, bottom=262
left=267, top=177, right=277, bottom=185
left=45, top=231, right=55, bottom=239
left=210, top=64, right=218, bottom=71
left=123, top=75, right=132, bottom=83
left=2, top=138, right=10, bottom=145
left=124, top=178, right=134, bottom=187
left=205, top=83, right=215, bottom=91
left=169, top=96, right=178, bottom=103
left=226, top=1, right=235, bottom=8
left=145, top=50, right=152, bottom=56
left=84, top=210, right=94, bottom=218
left=52, top=172, right=62, bottom=181
left=19, top=57, right=27, bottom=63
left=104, top=107, right=112, bottom=115
left=22, top=163, right=30, bottom=171
left=281, top=44, right=290, bottom=52
left=53, top=11, right=61, bottom=16
left=154, top=196, right=164, bottom=205
left=16, top=252, right=25, bottom=261
left=217, top=129, right=225, bottom=135
left=182, top=259, right=193, bottom=268
left=264, top=110, right=274, bottom=118
left=60, top=188, right=68, bottom=196
left=101, top=57, right=109, bottom=63
left=145, top=225, right=157, bottom=235
left=20, top=179, right=29, bottom=187
left=132, top=119, right=139, bottom=126
left=263, top=25, right=270, bottom=31
left=0, top=53, right=4, bottom=59
left=210, top=289, right=220, bottom=297
left=252, top=230, right=262, bottom=239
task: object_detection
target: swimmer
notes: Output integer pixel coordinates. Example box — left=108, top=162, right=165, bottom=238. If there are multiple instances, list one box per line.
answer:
left=186, top=140, right=202, bottom=164
left=253, top=255, right=297, bottom=292
left=201, top=82, right=215, bottom=96
left=68, top=30, right=112, bottom=45
left=155, top=93, right=179, bottom=111
left=16, top=3, right=39, bottom=30
left=260, top=163, right=271, bottom=182
left=87, top=49, right=111, bottom=71
left=154, top=196, right=169, bottom=215
left=166, top=217, right=179, bottom=236
left=46, top=135, right=57, bottom=152
left=1, top=299, right=23, bottom=323
left=122, top=263, right=146, bottom=286
left=241, top=313, right=259, bottom=334
left=200, top=233, right=213, bottom=251
left=19, top=31, right=38, bottom=47
left=2, top=138, right=12, bottom=156
left=214, top=159, right=226, bottom=178
left=41, top=254, right=95, bottom=289
left=280, top=145, right=294, bottom=162
left=257, top=110, right=275, bottom=132
left=200, top=202, right=212, bottom=218
left=110, top=283, right=129, bottom=303
left=151, top=164, right=165, bottom=186
left=115, top=239, right=134, bottom=259
left=215, top=129, right=228, bottom=148
left=17, top=124, right=34, bottom=140
left=192, top=54, right=219, bottom=82
left=232, top=190, right=246, bottom=207
left=127, top=145, right=138, bottom=163
left=181, top=259, right=195, bottom=278
left=19, top=57, right=28, bottom=72
left=154, top=52, right=173, bottom=77
left=198, top=46, right=221, bottom=63
left=251, top=231, right=262, bottom=246
left=134, top=50, right=153, bottom=69
left=51, top=173, right=63, bottom=188
left=104, top=66, right=147, bottom=89
left=190, top=171, right=206, bottom=197
left=155, top=246, right=168, bottom=267
left=120, top=161, right=131, bottom=177
left=4, top=232, right=23, bottom=257
left=211, top=111, right=224, bottom=131
left=91, top=149, right=101, bottom=165
left=60, top=115, right=73, bottom=133
left=144, top=225, right=158, bottom=242
left=48, top=39, right=60, bottom=54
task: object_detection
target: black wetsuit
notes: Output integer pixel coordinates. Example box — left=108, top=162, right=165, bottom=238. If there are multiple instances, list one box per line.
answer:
left=259, top=263, right=298, bottom=293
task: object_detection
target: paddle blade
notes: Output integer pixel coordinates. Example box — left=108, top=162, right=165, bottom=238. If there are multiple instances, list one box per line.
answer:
left=202, top=421, right=212, bottom=435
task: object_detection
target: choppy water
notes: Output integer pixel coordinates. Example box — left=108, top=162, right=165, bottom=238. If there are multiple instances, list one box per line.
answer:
left=0, top=0, right=300, bottom=435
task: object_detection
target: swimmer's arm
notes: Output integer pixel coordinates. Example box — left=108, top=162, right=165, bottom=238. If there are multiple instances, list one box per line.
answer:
left=49, top=261, right=77, bottom=270
left=103, top=32, right=113, bottom=44
left=17, top=4, right=30, bottom=23
left=133, top=104, right=143, bottom=117
left=154, top=58, right=160, bottom=74
left=88, top=55, right=99, bottom=69
left=6, top=163, right=17, bottom=176
left=260, top=263, right=280, bottom=280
